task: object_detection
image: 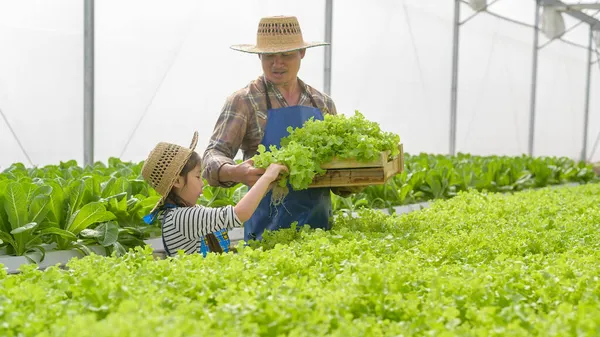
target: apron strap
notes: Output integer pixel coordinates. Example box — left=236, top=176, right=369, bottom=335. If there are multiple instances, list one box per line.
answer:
left=262, top=77, right=319, bottom=110
left=263, top=77, right=273, bottom=110
left=205, top=233, right=224, bottom=254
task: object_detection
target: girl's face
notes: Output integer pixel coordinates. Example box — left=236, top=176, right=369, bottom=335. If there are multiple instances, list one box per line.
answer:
left=172, top=163, right=204, bottom=206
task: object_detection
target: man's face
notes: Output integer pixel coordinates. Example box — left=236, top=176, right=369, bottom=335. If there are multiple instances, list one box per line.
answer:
left=260, top=49, right=306, bottom=86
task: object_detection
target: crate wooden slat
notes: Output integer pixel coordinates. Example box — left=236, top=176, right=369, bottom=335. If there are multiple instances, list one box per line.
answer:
left=308, top=144, right=404, bottom=188
left=319, top=151, right=390, bottom=169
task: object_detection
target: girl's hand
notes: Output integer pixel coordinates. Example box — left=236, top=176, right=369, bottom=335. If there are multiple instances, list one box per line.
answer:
left=234, top=163, right=288, bottom=222
left=264, top=163, right=288, bottom=182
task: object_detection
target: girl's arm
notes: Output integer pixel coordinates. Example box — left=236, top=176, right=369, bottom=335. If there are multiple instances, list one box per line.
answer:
left=234, top=163, right=287, bottom=222
left=169, top=163, right=287, bottom=240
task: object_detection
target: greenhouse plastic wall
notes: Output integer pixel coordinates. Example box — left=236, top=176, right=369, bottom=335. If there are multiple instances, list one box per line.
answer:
left=0, top=0, right=599, bottom=170
left=0, top=1, right=84, bottom=169
left=92, top=0, right=325, bottom=167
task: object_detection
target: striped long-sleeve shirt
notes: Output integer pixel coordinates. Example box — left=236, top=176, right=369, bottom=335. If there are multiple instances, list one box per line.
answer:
left=161, top=205, right=242, bottom=256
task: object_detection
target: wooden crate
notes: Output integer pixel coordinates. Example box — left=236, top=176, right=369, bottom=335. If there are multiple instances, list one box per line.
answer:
left=308, top=144, right=404, bottom=188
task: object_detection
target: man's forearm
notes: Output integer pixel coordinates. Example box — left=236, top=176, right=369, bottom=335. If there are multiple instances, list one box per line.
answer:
left=202, top=151, right=237, bottom=187
left=217, top=163, right=240, bottom=184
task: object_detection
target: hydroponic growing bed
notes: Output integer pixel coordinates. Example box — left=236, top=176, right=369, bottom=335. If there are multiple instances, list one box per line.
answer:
left=0, top=151, right=596, bottom=270
left=1, top=182, right=600, bottom=336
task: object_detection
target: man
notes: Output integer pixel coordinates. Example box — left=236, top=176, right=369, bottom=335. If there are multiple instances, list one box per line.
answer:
left=202, top=15, right=352, bottom=241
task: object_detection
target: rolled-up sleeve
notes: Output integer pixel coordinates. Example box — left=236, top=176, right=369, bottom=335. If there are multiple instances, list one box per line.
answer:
left=202, top=94, right=248, bottom=187
left=323, top=94, right=337, bottom=116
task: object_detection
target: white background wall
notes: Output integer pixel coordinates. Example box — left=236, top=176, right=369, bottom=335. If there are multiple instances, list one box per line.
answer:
left=0, top=0, right=598, bottom=169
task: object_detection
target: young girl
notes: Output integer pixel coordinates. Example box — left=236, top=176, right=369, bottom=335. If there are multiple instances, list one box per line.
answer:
left=141, top=131, right=287, bottom=257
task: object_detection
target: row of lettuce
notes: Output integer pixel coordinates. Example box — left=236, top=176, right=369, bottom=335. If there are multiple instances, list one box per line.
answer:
left=0, top=154, right=596, bottom=259
left=2, top=182, right=600, bottom=335
left=337, top=153, right=597, bottom=213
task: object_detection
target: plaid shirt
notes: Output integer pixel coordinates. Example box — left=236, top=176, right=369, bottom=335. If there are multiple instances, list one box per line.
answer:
left=202, top=75, right=337, bottom=187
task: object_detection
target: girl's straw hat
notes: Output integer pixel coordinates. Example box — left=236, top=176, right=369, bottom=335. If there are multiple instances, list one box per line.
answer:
left=141, top=131, right=198, bottom=213
left=230, top=16, right=329, bottom=54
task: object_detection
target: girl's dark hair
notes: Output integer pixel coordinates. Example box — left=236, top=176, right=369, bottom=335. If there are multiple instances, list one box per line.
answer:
left=165, top=151, right=201, bottom=208
left=164, top=152, right=227, bottom=254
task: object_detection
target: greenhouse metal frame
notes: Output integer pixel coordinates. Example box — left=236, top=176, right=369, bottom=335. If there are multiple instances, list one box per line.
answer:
left=447, top=0, right=600, bottom=160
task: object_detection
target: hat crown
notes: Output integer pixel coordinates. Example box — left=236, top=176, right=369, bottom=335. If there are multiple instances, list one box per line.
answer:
left=141, top=131, right=198, bottom=201
left=142, top=143, right=189, bottom=197
left=257, top=16, right=302, bottom=37
left=256, top=16, right=304, bottom=50
left=231, top=15, right=328, bottom=54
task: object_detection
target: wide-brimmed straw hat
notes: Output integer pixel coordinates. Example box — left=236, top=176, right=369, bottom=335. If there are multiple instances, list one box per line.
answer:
left=230, top=16, right=329, bottom=54
left=141, top=131, right=199, bottom=214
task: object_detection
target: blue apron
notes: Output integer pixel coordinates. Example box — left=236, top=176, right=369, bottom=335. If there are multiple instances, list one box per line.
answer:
left=243, top=79, right=332, bottom=241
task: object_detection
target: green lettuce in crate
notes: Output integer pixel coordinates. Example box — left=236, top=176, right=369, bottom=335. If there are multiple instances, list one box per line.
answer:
left=252, top=111, right=401, bottom=205
left=281, top=110, right=400, bottom=162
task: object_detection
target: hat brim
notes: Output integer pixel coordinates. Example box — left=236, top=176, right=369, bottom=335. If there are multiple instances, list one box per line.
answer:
left=230, top=41, right=329, bottom=54
left=148, top=131, right=199, bottom=214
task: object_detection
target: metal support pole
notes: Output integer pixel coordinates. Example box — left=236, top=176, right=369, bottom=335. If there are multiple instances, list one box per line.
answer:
left=581, top=25, right=594, bottom=162
left=449, top=0, right=460, bottom=155
left=84, top=0, right=94, bottom=167
left=528, top=0, right=540, bottom=157
left=324, top=0, right=333, bottom=95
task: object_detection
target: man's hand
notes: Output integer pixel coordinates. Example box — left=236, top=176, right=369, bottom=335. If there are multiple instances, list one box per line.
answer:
left=219, top=159, right=266, bottom=187
left=235, top=159, right=266, bottom=187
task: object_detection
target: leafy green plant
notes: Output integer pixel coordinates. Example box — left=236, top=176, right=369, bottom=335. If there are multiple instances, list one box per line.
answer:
left=252, top=111, right=401, bottom=191
left=1, top=148, right=597, bottom=261
left=2, top=184, right=600, bottom=335
left=0, top=181, right=76, bottom=261
left=332, top=152, right=598, bottom=213
left=198, top=182, right=248, bottom=207
left=0, top=158, right=160, bottom=258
